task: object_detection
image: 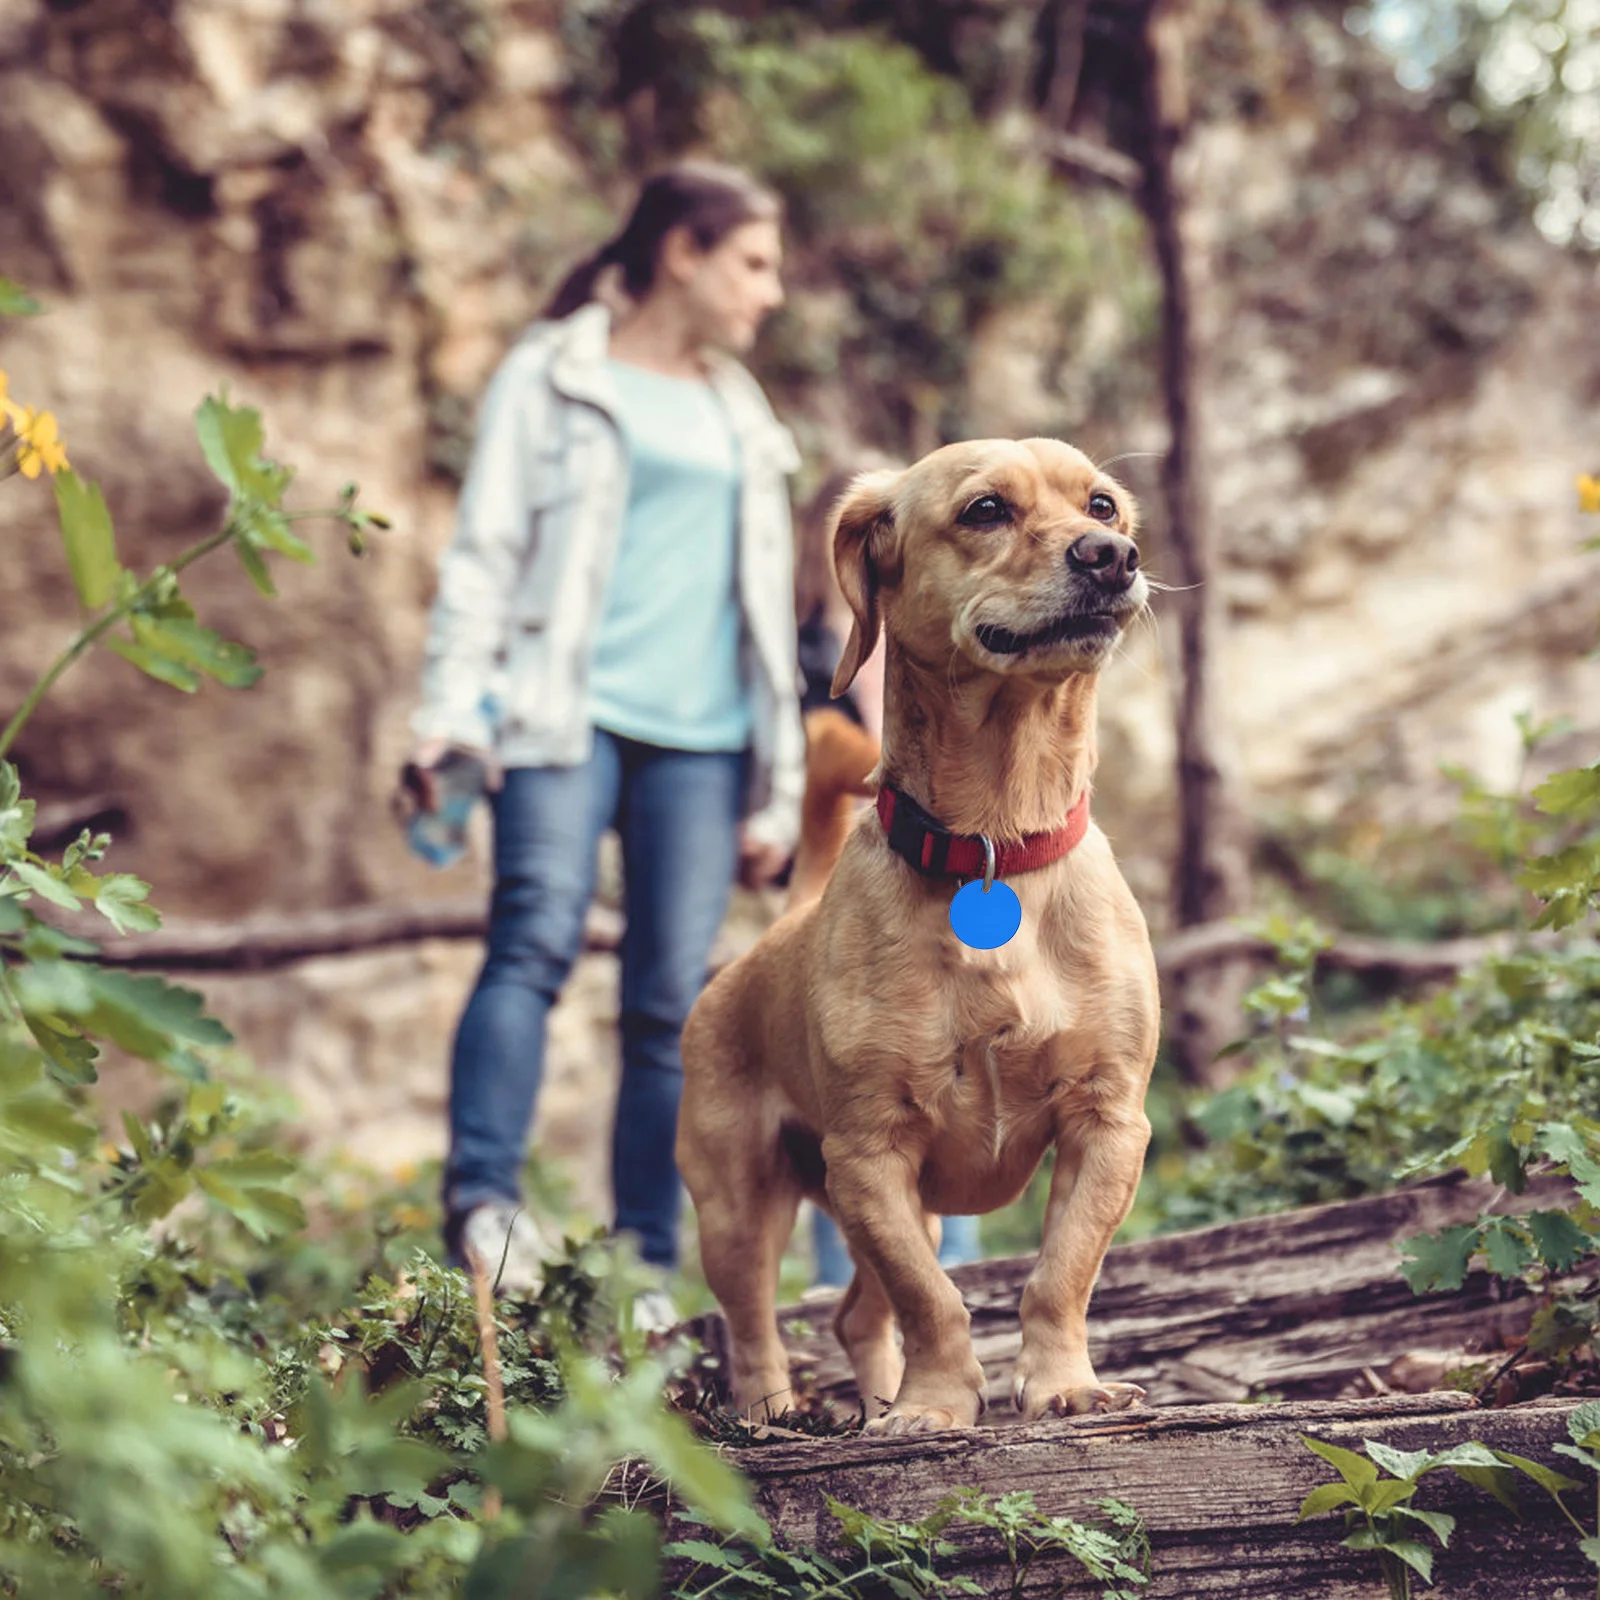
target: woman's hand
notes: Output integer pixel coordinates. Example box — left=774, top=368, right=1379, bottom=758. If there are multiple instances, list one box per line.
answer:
left=401, top=740, right=499, bottom=815
left=737, top=829, right=791, bottom=890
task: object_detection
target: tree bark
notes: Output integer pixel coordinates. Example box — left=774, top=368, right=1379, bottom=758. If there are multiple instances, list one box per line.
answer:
left=663, top=1394, right=1594, bottom=1597
left=1135, top=0, right=1254, bottom=1083
left=741, top=1169, right=1580, bottom=1416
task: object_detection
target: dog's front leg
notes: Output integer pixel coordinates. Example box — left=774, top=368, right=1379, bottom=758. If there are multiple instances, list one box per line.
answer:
left=826, top=1143, right=985, bottom=1434
left=1012, top=1102, right=1151, bottom=1421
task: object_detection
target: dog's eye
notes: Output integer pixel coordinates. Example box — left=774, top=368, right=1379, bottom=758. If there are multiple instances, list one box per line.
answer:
left=1087, top=492, right=1118, bottom=522
left=958, top=494, right=1010, bottom=527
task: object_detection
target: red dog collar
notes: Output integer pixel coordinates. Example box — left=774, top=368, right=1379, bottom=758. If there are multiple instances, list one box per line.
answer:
left=876, top=783, right=1091, bottom=880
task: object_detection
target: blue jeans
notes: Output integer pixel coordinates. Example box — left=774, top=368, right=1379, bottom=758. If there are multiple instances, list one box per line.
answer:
left=443, top=728, right=748, bottom=1269
left=811, top=1206, right=982, bottom=1288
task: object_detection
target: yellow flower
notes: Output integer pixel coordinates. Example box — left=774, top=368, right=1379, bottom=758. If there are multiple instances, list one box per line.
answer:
left=1579, top=474, right=1600, bottom=515
left=15, top=406, right=68, bottom=478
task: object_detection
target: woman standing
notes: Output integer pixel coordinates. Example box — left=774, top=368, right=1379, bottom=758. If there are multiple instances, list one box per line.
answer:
left=408, top=163, right=804, bottom=1314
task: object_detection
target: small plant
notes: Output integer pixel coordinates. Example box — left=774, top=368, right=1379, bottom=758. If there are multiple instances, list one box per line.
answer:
left=1550, top=1399, right=1600, bottom=1585
left=1298, top=1432, right=1580, bottom=1597
left=667, top=1488, right=1149, bottom=1599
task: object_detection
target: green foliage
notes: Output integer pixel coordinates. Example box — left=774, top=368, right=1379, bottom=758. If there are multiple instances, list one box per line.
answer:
left=1136, top=486, right=1600, bottom=1391
left=1298, top=1430, right=1582, bottom=1598
left=668, top=1490, right=1149, bottom=1600
left=557, top=3, right=1154, bottom=455
left=0, top=283, right=759, bottom=1599
left=1524, top=760, right=1600, bottom=929
left=1144, top=924, right=1600, bottom=1236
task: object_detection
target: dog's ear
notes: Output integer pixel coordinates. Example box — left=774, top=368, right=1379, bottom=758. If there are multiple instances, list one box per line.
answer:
left=829, top=469, right=901, bottom=697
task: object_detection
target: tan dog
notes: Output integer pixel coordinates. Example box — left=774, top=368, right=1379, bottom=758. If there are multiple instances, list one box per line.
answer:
left=788, top=708, right=880, bottom=905
left=677, top=438, right=1160, bottom=1434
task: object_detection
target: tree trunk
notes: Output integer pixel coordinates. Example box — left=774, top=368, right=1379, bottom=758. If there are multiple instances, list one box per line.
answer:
left=1135, top=0, right=1253, bottom=1084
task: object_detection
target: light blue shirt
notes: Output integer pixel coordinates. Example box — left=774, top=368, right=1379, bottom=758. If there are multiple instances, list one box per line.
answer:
left=586, top=360, right=753, bottom=752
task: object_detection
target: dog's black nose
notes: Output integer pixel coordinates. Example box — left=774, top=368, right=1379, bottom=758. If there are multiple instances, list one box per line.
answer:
left=1066, top=530, right=1140, bottom=593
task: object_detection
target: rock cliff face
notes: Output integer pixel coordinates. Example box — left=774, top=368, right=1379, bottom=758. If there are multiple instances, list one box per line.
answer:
left=2, top=0, right=1596, bottom=1204
left=1180, top=0, right=1600, bottom=826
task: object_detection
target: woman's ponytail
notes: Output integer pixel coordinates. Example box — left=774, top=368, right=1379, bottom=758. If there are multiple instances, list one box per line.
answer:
left=539, top=162, right=779, bottom=322
left=542, top=236, right=623, bottom=321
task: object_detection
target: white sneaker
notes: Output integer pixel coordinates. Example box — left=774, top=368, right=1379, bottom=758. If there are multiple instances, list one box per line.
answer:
left=630, top=1287, right=680, bottom=1335
left=459, top=1200, right=549, bottom=1296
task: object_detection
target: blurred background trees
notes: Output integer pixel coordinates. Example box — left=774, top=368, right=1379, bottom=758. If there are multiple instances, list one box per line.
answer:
left=1, top=0, right=1597, bottom=1234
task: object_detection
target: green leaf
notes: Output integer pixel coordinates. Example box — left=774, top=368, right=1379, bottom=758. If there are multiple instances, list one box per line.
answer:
left=1480, top=1217, right=1535, bottom=1280
left=88, top=969, right=231, bottom=1047
left=1539, top=1122, right=1590, bottom=1165
left=109, top=633, right=201, bottom=692
left=1449, top=1463, right=1521, bottom=1514
left=1493, top=1449, right=1582, bottom=1497
left=93, top=874, right=161, bottom=936
left=1380, top=1538, right=1435, bottom=1585
left=0, top=278, right=42, bottom=316
left=664, top=1539, right=744, bottom=1571
left=205, top=1149, right=299, bottom=1185
left=23, top=1014, right=98, bottom=1085
left=1302, top=1435, right=1379, bottom=1490
left=195, top=394, right=265, bottom=497
left=317, top=1518, right=405, bottom=1574
left=1570, top=1400, right=1600, bottom=1449
left=238, top=503, right=313, bottom=563
left=129, top=1155, right=194, bottom=1221
left=130, top=615, right=262, bottom=690
left=1427, top=1442, right=1506, bottom=1471
left=1395, top=1506, right=1455, bottom=1545
left=1398, top=1224, right=1478, bottom=1293
left=1528, top=1209, right=1594, bottom=1273
left=6, top=859, right=82, bottom=911
left=1362, top=1478, right=1418, bottom=1514
left=118, top=1111, right=153, bottom=1166
left=1295, top=1082, right=1360, bottom=1126
left=1528, top=1299, right=1599, bottom=1358
left=51, top=471, right=122, bottom=611
left=0, top=767, right=33, bottom=858
left=1580, top=1537, right=1600, bottom=1568
left=1485, top=1120, right=1527, bottom=1193
left=1365, top=1441, right=1435, bottom=1483
left=233, top=534, right=278, bottom=598
left=1553, top=1443, right=1600, bottom=1473
left=1296, top=1483, right=1359, bottom=1520
left=1532, top=764, right=1600, bottom=818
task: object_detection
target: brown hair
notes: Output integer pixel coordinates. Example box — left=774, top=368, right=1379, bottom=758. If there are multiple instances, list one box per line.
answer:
left=795, top=455, right=906, bottom=626
left=543, top=161, right=781, bottom=321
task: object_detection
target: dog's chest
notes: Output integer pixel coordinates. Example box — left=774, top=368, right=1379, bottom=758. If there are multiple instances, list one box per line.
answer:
left=927, top=954, right=1078, bottom=1109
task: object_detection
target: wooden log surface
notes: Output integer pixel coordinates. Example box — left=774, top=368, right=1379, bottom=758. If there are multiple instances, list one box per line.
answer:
left=690, top=1170, right=1582, bottom=1417
left=687, top=1394, right=1595, bottom=1597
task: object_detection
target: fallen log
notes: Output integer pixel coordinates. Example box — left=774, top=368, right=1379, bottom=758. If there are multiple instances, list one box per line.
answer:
left=683, top=1394, right=1595, bottom=1597
left=686, top=1170, right=1581, bottom=1417
left=73, top=895, right=1588, bottom=984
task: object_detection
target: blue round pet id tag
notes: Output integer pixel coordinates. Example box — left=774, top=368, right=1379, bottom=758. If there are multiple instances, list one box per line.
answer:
left=949, top=835, right=1022, bottom=950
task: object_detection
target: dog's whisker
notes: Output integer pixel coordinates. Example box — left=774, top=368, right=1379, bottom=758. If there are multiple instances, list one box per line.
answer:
left=1118, top=613, right=1167, bottom=687
left=1093, top=449, right=1163, bottom=474
left=1140, top=576, right=1203, bottom=595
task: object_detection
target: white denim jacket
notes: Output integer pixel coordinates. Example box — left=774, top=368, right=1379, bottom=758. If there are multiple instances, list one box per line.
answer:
left=411, top=302, right=806, bottom=853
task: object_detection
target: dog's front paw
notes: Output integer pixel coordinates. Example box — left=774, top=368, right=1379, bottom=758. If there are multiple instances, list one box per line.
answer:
left=1012, top=1352, right=1146, bottom=1422
left=863, top=1393, right=984, bottom=1436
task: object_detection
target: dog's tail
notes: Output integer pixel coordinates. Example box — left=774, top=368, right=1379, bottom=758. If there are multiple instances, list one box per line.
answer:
left=786, top=708, right=879, bottom=911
